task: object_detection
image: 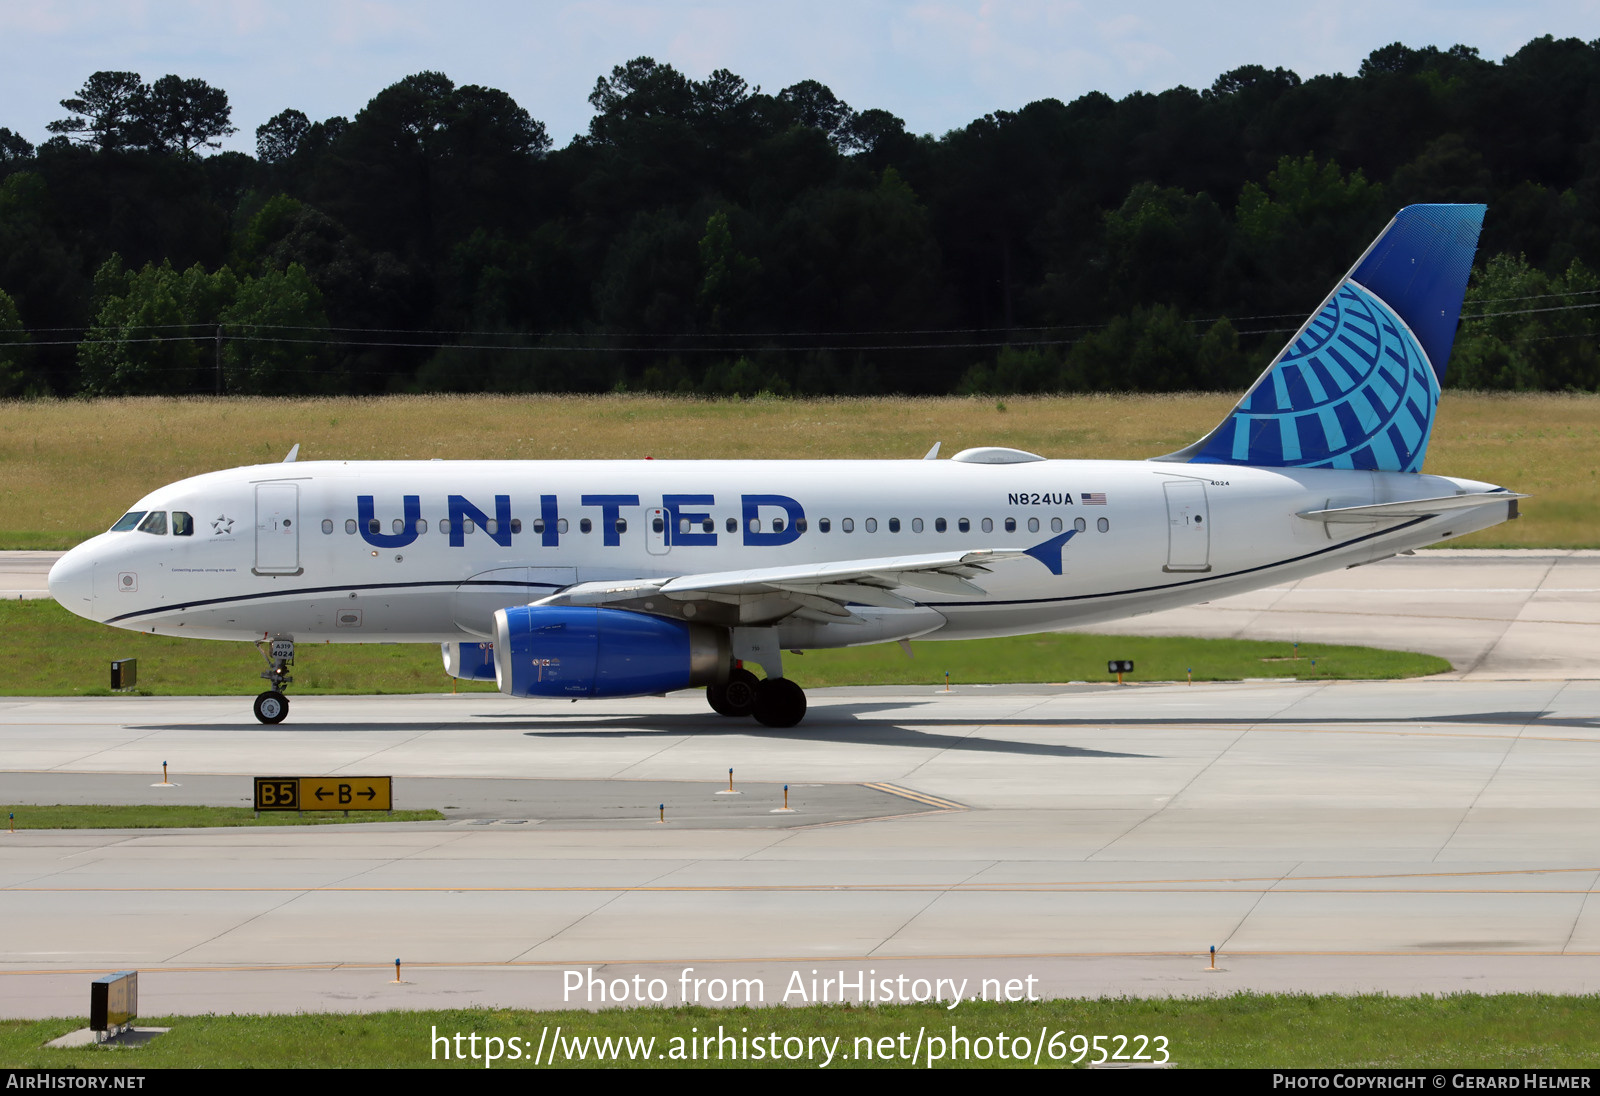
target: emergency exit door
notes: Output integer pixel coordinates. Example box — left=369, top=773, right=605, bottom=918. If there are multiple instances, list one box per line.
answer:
left=255, top=483, right=301, bottom=574
left=1163, top=480, right=1211, bottom=572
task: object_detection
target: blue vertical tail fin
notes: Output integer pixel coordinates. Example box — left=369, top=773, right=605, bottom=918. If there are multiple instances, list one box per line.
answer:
left=1163, top=204, right=1485, bottom=472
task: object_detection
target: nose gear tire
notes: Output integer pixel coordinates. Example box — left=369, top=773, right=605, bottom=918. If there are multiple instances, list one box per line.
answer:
left=253, top=691, right=290, bottom=725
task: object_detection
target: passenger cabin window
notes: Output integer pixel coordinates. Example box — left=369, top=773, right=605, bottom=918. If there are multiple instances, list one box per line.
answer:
left=842, top=518, right=854, bottom=533
left=392, top=518, right=404, bottom=534
left=510, top=519, right=521, bottom=534
left=486, top=519, right=499, bottom=536
left=958, top=518, right=970, bottom=533
left=321, top=519, right=334, bottom=535
left=439, top=519, right=452, bottom=534
left=345, top=519, right=357, bottom=535
left=864, top=517, right=877, bottom=533
left=614, top=518, right=627, bottom=534
left=1051, top=517, right=1063, bottom=533
left=982, top=518, right=993, bottom=533
left=557, top=518, right=569, bottom=533
left=1005, top=518, right=1017, bottom=533
left=111, top=511, right=147, bottom=532
left=416, top=519, right=428, bottom=534
left=819, top=518, right=831, bottom=533
left=1027, top=517, right=1040, bottom=533
left=726, top=517, right=738, bottom=533
left=771, top=518, right=784, bottom=533
left=912, top=518, right=923, bottom=533
left=888, top=518, right=901, bottom=533
left=1097, top=517, right=1110, bottom=532
left=172, top=512, right=194, bottom=536
left=748, top=518, right=761, bottom=533
left=369, top=518, right=382, bottom=534
left=935, top=518, right=947, bottom=533
left=702, top=518, right=714, bottom=533
left=1074, top=517, right=1086, bottom=532
left=533, top=518, right=545, bottom=534
left=795, top=518, right=806, bottom=533
left=137, top=511, right=167, bottom=535
left=579, top=518, right=592, bottom=534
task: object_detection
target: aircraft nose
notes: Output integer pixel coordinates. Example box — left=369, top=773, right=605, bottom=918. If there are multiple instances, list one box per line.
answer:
left=48, top=547, right=96, bottom=619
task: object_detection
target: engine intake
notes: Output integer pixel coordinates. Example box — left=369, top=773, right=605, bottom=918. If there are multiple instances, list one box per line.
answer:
left=492, top=606, right=730, bottom=699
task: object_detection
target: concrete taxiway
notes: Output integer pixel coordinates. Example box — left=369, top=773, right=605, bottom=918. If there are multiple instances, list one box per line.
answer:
left=5, top=678, right=1600, bottom=1017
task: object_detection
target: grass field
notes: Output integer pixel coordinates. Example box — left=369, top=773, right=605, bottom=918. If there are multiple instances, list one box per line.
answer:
left=0, top=392, right=1592, bottom=549
left=3, top=995, right=1598, bottom=1068
left=0, top=804, right=444, bottom=828
left=0, top=599, right=1449, bottom=696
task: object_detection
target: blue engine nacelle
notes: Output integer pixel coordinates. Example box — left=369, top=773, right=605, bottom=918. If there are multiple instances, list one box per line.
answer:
left=441, top=641, right=497, bottom=681
left=492, top=606, right=731, bottom=699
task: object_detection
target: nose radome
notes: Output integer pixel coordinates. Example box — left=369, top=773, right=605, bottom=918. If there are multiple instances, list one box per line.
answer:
left=47, top=547, right=96, bottom=620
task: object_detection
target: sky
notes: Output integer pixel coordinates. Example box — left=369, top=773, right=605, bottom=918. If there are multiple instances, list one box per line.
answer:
left=1, top=1, right=1596, bottom=155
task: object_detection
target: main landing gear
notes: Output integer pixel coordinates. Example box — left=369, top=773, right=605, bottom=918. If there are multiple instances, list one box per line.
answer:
left=252, top=635, right=295, bottom=725
left=706, top=664, right=808, bottom=729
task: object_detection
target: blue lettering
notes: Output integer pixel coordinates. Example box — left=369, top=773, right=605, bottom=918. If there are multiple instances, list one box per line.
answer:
left=540, top=495, right=560, bottom=547
left=448, top=494, right=512, bottom=548
left=663, top=494, right=717, bottom=547
left=357, top=495, right=420, bottom=548
left=581, top=494, right=640, bottom=547
left=742, top=494, right=804, bottom=547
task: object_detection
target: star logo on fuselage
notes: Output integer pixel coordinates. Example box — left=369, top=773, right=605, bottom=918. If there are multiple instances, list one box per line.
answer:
left=211, top=515, right=235, bottom=536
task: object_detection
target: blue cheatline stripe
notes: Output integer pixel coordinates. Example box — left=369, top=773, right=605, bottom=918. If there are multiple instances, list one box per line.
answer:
left=103, top=579, right=571, bottom=625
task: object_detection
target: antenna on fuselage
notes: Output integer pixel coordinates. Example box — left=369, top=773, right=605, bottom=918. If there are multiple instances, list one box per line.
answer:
left=922, top=442, right=941, bottom=460
left=282, top=444, right=300, bottom=463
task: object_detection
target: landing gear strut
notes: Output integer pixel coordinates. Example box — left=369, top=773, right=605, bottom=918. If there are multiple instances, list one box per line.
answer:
left=253, top=635, right=295, bottom=725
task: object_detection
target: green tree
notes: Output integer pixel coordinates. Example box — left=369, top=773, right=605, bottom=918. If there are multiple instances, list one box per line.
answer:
left=1450, top=253, right=1600, bottom=390
left=698, top=210, right=760, bottom=331
left=0, top=287, right=29, bottom=395
left=143, top=75, right=236, bottom=154
left=47, top=71, right=148, bottom=150
left=256, top=109, right=311, bottom=164
left=220, top=264, right=332, bottom=394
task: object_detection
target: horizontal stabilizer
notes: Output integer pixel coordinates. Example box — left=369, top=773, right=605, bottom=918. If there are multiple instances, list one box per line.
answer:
left=1298, top=492, right=1527, bottom=523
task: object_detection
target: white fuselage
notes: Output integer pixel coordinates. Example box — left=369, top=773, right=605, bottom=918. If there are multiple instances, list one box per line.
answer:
left=49, top=457, right=1514, bottom=650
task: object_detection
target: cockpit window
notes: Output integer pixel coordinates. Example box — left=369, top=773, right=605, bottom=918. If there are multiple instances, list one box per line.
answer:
left=110, top=511, right=147, bottom=532
left=136, top=511, right=167, bottom=535
left=172, top=511, right=194, bottom=536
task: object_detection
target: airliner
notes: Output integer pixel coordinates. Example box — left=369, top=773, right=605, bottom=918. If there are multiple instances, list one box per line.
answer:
left=48, top=204, right=1522, bottom=727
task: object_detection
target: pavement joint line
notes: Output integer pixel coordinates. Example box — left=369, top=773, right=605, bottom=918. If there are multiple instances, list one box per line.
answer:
left=10, top=949, right=1600, bottom=977
left=16, top=884, right=1600, bottom=894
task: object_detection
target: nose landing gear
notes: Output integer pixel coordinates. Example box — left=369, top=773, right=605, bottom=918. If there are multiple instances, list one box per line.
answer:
left=252, top=635, right=295, bottom=724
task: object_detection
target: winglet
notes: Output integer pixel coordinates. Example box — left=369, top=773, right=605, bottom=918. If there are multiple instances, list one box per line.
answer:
left=1023, top=529, right=1076, bottom=576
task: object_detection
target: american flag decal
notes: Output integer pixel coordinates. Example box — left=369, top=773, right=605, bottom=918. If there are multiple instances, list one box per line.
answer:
left=1082, top=492, right=1107, bottom=505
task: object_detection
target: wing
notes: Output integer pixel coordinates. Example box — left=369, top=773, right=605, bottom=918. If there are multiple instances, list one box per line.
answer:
left=533, top=548, right=1028, bottom=628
